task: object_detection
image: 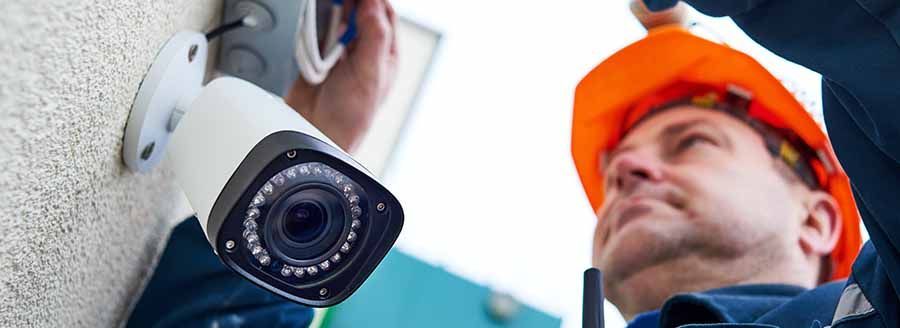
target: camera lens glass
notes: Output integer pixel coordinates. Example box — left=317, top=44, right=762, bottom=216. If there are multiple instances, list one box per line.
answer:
left=241, top=162, right=367, bottom=280
left=266, top=187, right=345, bottom=262
left=283, top=201, right=327, bottom=244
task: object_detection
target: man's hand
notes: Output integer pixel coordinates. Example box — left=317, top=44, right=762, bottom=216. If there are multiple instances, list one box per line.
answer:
left=630, top=0, right=688, bottom=30
left=286, top=0, right=398, bottom=153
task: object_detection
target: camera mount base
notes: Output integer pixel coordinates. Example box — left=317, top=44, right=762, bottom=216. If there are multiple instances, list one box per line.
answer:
left=123, top=31, right=208, bottom=173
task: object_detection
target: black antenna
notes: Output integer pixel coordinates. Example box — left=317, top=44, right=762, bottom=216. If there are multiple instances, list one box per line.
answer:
left=583, top=268, right=605, bottom=328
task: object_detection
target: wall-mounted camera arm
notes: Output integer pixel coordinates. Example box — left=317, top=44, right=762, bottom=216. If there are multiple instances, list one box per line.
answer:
left=123, top=31, right=208, bottom=173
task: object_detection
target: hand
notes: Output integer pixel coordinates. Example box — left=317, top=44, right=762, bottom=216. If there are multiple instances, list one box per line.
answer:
left=286, top=0, right=399, bottom=153
left=629, top=0, right=688, bottom=30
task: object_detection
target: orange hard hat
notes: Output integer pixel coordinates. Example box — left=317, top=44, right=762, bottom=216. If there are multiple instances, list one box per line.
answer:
left=571, top=26, right=861, bottom=280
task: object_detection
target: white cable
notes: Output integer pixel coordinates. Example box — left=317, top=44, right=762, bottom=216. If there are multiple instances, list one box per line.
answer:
left=295, top=0, right=346, bottom=85
left=303, top=1, right=344, bottom=71
left=296, top=1, right=325, bottom=84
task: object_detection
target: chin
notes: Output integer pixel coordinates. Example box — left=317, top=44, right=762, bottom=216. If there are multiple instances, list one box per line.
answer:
left=597, top=220, right=683, bottom=282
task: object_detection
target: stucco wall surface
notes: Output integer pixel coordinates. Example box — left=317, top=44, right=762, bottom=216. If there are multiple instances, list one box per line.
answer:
left=0, top=1, right=220, bottom=326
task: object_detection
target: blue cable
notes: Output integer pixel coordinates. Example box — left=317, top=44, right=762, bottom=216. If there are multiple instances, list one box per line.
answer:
left=339, top=7, right=358, bottom=45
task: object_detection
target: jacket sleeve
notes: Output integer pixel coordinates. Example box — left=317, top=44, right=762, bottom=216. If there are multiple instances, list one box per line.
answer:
left=126, top=217, right=314, bottom=328
left=644, top=0, right=900, bottom=302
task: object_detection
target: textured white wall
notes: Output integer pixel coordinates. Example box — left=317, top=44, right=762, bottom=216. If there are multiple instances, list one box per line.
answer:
left=0, top=1, right=220, bottom=326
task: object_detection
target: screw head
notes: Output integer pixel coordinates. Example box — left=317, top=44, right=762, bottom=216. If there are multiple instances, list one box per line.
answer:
left=376, top=203, right=386, bottom=212
left=188, top=44, right=198, bottom=62
left=225, top=240, right=235, bottom=250
left=286, top=150, right=297, bottom=159
left=140, top=142, right=156, bottom=160
left=319, top=288, right=329, bottom=296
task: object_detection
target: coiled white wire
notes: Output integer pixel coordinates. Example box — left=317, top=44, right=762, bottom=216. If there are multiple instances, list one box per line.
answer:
left=296, top=0, right=347, bottom=84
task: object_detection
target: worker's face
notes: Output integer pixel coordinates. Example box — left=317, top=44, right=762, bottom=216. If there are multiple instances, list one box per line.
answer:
left=593, top=107, right=808, bottom=293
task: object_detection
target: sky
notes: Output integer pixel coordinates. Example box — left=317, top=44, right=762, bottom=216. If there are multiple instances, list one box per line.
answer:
left=379, top=1, right=825, bottom=327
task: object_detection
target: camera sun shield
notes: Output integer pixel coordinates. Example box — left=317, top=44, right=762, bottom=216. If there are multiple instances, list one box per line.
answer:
left=207, top=130, right=403, bottom=307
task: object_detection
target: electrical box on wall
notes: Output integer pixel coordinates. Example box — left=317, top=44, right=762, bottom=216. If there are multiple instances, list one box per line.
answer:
left=217, top=0, right=327, bottom=96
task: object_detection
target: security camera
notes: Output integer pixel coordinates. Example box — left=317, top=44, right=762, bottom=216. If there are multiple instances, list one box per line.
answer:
left=172, top=76, right=404, bottom=307
left=123, top=32, right=403, bottom=307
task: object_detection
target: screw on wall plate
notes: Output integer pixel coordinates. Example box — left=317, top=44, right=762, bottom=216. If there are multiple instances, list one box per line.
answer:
left=188, top=44, right=198, bottom=62
left=376, top=203, right=386, bottom=212
left=140, top=142, right=156, bottom=160
left=286, top=150, right=297, bottom=159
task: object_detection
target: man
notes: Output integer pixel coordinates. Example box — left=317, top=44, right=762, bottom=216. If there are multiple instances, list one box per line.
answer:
left=573, top=1, right=900, bottom=327
left=126, top=0, right=397, bottom=326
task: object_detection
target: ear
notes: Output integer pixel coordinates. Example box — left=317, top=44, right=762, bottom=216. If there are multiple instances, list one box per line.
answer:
left=798, top=191, right=842, bottom=257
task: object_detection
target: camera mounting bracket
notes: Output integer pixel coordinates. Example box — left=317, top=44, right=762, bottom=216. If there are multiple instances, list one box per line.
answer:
left=123, top=31, right=208, bottom=173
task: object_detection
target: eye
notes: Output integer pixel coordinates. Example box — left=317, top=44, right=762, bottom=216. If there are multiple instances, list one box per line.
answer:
left=675, top=133, right=717, bottom=153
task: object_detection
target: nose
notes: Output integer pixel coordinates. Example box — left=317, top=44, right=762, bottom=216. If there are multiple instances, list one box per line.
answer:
left=608, top=151, right=663, bottom=193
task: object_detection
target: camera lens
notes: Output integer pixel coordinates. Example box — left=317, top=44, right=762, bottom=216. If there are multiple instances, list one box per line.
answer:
left=283, top=201, right=327, bottom=243
left=239, top=162, right=367, bottom=277
left=264, top=186, right=349, bottom=265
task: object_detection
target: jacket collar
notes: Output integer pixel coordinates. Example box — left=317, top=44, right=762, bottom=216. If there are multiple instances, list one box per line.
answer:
left=658, top=284, right=808, bottom=328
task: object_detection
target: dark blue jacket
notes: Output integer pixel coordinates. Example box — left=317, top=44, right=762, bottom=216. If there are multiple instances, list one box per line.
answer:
left=627, top=248, right=881, bottom=328
left=637, top=0, right=900, bottom=327
left=652, top=282, right=844, bottom=327
left=127, top=218, right=314, bottom=328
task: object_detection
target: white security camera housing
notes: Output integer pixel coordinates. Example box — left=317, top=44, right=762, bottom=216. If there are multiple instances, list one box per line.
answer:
left=123, top=31, right=403, bottom=307
left=169, top=76, right=337, bottom=236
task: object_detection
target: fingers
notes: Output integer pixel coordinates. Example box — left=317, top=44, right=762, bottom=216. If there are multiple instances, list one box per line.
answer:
left=629, top=0, right=688, bottom=30
left=384, top=0, right=398, bottom=56
left=384, top=0, right=396, bottom=28
left=349, top=0, right=394, bottom=57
